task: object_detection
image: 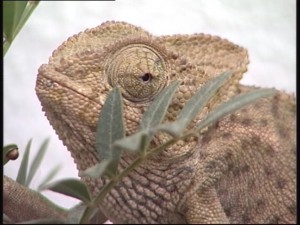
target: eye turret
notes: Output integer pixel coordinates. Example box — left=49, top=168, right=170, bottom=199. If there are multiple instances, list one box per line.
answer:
left=106, top=44, right=169, bottom=103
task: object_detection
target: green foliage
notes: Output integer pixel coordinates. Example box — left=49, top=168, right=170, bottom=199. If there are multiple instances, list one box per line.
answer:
left=3, top=1, right=40, bottom=56
left=114, top=129, right=149, bottom=153
left=155, top=71, right=234, bottom=136
left=4, top=138, right=62, bottom=223
left=37, top=164, right=61, bottom=191
left=95, top=87, right=125, bottom=177
left=195, top=88, right=276, bottom=131
left=4, top=67, right=276, bottom=224
left=114, top=80, right=181, bottom=153
left=42, top=71, right=275, bottom=223
left=40, top=179, right=92, bottom=204
left=5, top=2, right=275, bottom=223
left=25, top=138, right=50, bottom=186
left=138, top=80, right=181, bottom=153
left=139, top=81, right=180, bottom=130
left=12, top=138, right=61, bottom=189
left=16, top=139, right=32, bottom=185
left=2, top=2, right=278, bottom=223
left=82, top=158, right=114, bottom=179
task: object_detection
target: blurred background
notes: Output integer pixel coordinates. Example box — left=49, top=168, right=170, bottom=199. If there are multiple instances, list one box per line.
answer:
left=4, top=0, right=296, bottom=210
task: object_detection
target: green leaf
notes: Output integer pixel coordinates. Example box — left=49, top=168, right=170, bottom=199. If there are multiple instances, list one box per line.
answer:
left=77, top=205, right=104, bottom=224
left=3, top=1, right=40, bottom=56
left=96, top=87, right=124, bottom=175
left=3, top=144, right=18, bottom=165
left=37, top=164, right=62, bottom=191
left=140, top=80, right=181, bottom=130
left=3, top=41, right=11, bottom=57
left=153, top=121, right=184, bottom=137
left=155, top=71, right=234, bottom=136
left=196, top=88, right=276, bottom=131
left=176, top=71, right=233, bottom=129
left=82, top=159, right=113, bottom=178
left=67, top=204, right=96, bottom=224
left=130, top=80, right=181, bottom=153
left=16, top=139, right=32, bottom=185
left=3, top=1, right=27, bottom=42
left=14, top=1, right=40, bottom=40
left=42, top=178, right=92, bottom=204
left=25, top=138, right=50, bottom=187
left=113, top=130, right=149, bottom=152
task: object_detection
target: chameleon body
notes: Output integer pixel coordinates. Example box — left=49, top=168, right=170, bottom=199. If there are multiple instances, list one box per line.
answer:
left=5, top=21, right=296, bottom=224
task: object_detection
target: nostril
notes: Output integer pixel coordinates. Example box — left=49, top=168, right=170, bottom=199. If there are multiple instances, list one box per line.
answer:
left=140, top=73, right=152, bottom=82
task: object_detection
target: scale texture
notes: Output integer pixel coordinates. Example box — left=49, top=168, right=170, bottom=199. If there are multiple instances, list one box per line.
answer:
left=9, top=21, right=296, bottom=224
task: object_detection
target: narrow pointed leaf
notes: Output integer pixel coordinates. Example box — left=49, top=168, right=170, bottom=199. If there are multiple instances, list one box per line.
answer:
left=175, top=71, right=233, bottom=132
left=15, top=1, right=40, bottom=39
left=96, top=87, right=124, bottom=174
left=25, top=138, right=50, bottom=187
left=67, top=204, right=87, bottom=224
left=3, top=40, right=11, bottom=57
left=153, top=121, right=185, bottom=137
left=37, top=164, right=62, bottom=191
left=82, top=159, right=113, bottom=178
left=67, top=204, right=99, bottom=224
left=3, top=1, right=40, bottom=56
left=105, top=146, right=124, bottom=176
left=3, top=1, right=27, bottom=42
left=114, top=129, right=149, bottom=152
left=196, top=89, right=276, bottom=131
left=16, top=139, right=32, bottom=185
left=153, top=71, right=234, bottom=137
left=137, top=81, right=180, bottom=153
left=42, top=178, right=92, bottom=203
left=140, top=80, right=180, bottom=130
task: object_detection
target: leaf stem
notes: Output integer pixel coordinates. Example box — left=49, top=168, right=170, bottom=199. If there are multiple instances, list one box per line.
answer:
left=79, top=88, right=275, bottom=223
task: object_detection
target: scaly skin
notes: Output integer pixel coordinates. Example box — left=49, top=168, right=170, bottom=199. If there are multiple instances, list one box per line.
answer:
left=5, top=21, right=295, bottom=223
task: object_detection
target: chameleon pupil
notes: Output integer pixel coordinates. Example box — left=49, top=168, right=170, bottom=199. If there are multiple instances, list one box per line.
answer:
left=140, top=73, right=152, bottom=82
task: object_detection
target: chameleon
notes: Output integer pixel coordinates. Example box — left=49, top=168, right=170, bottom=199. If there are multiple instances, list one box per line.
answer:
left=4, top=21, right=295, bottom=223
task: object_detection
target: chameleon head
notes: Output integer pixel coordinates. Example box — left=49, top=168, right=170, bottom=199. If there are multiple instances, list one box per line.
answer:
left=35, top=21, right=248, bottom=167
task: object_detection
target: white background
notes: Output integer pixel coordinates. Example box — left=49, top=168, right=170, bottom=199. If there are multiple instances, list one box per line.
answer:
left=4, top=0, right=296, bottom=211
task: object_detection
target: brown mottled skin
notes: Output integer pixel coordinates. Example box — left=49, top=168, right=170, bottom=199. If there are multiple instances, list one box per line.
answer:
left=4, top=21, right=295, bottom=224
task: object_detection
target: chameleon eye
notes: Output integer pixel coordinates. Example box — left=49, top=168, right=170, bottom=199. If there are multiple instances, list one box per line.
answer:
left=140, top=73, right=152, bottom=83
left=106, top=44, right=169, bottom=103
